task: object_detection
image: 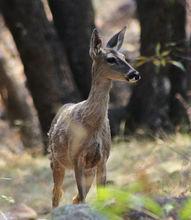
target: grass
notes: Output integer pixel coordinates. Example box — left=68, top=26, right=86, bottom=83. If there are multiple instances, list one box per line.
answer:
left=0, top=133, right=191, bottom=218
left=109, top=133, right=191, bottom=196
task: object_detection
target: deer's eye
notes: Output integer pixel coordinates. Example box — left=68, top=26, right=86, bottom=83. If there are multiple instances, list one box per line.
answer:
left=106, top=57, right=117, bottom=64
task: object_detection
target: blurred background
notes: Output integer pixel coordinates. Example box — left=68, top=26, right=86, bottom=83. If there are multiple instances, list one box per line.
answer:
left=0, top=0, right=191, bottom=219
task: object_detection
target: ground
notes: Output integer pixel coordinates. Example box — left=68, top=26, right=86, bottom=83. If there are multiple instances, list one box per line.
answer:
left=1, top=132, right=191, bottom=219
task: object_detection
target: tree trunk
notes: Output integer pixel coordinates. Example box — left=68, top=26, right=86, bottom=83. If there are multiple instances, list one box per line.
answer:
left=186, top=0, right=191, bottom=92
left=125, top=0, right=187, bottom=135
left=188, top=40, right=191, bottom=100
left=1, top=0, right=80, bottom=148
left=0, top=55, right=43, bottom=150
left=168, top=1, right=187, bottom=126
left=48, top=0, right=95, bottom=99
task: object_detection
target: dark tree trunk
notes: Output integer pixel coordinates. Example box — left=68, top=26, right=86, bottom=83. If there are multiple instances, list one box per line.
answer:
left=1, top=0, right=80, bottom=147
left=48, top=0, right=95, bottom=99
left=125, top=0, right=187, bottom=135
left=188, top=39, right=191, bottom=96
left=168, top=1, right=187, bottom=126
left=186, top=0, right=191, bottom=92
left=0, top=56, right=43, bottom=150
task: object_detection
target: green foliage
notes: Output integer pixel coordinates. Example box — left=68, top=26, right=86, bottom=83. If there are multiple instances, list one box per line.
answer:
left=179, top=199, right=191, bottom=220
left=168, top=60, right=186, bottom=72
left=0, top=195, right=15, bottom=204
left=91, top=184, right=163, bottom=220
left=0, top=178, right=15, bottom=204
left=134, top=42, right=186, bottom=72
left=92, top=181, right=191, bottom=220
left=163, top=203, right=174, bottom=215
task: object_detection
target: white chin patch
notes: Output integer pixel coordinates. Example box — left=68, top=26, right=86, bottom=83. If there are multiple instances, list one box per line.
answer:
left=129, top=78, right=137, bottom=83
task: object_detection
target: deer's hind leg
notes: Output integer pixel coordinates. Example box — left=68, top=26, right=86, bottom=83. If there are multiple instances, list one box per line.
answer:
left=73, top=168, right=96, bottom=204
left=51, top=160, right=65, bottom=208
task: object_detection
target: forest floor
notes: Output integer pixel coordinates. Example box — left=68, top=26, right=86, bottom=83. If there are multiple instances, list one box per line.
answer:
left=1, top=131, right=191, bottom=219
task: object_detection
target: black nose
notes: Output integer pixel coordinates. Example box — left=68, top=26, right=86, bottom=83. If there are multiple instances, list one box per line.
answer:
left=135, top=72, right=141, bottom=80
left=128, top=70, right=140, bottom=80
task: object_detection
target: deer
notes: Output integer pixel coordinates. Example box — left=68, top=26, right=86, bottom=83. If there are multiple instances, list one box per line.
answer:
left=48, top=27, right=141, bottom=208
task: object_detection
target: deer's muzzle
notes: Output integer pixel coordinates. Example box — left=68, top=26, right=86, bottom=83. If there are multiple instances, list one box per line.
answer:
left=125, top=70, right=141, bottom=83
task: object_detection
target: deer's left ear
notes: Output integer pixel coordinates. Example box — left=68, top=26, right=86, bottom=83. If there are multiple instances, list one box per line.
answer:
left=106, top=27, right=126, bottom=50
left=89, top=28, right=102, bottom=59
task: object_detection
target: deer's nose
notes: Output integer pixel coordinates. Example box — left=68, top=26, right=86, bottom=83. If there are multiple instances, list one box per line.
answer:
left=126, top=70, right=141, bottom=82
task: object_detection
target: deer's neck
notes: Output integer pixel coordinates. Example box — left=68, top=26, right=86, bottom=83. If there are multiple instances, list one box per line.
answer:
left=83, top=63, right=112, bottom=128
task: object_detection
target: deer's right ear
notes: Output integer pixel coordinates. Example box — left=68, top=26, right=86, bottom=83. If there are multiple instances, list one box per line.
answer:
left=89, top=29, right=102, bottom=59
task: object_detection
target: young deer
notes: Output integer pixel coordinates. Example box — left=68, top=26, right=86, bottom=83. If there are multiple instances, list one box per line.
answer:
left=48, top=27, right=140, bottom=208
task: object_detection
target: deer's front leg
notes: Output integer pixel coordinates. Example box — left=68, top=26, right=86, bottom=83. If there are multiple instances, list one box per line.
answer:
left=73, top=168, right=96, bottom=204
left=73, top=156, right=86, bottom=204
left=96, top=158, right=107, bottom=187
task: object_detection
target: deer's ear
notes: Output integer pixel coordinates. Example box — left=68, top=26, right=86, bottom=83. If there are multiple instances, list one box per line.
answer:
left=106, top=27, right=126, bottom=50
left=89, top=28, right=102, bottom=58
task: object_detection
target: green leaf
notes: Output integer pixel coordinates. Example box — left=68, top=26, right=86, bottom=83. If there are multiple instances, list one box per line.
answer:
left=161, top=50, right=170, bottom=57
left=169, top=60, right=186, bottom=71
left=155, top=43, right=161, bottom=56
left=0, top=195, right=15, bottom=203
left=134, top=56, right=149, bottom=67
left=163, top=203, right=174, bottom=215
left=142, top=196, right=163, bottom=217
left=166, top=42, right=176, bottom=47
left=136, top=56, right=148, bottom=61
left=161, top=59, right=166, bottom=67
left=92, top=187, right=131, bottom=219
left=134, top=60, right=147, bottom=67
left=0, top=177, right=11, bottom=180
left=180, top=199, right=191, bottom=220
left=153, top=59, right=161, bottom=67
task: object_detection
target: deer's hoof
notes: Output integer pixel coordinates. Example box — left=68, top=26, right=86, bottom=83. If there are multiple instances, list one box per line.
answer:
left=73, top=195, right=85, bottom=204
left=72, top=195, right=80, bottom=204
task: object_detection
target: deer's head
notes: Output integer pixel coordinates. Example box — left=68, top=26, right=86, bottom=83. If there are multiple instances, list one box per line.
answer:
left=89, top=27, right=140, bottom=83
